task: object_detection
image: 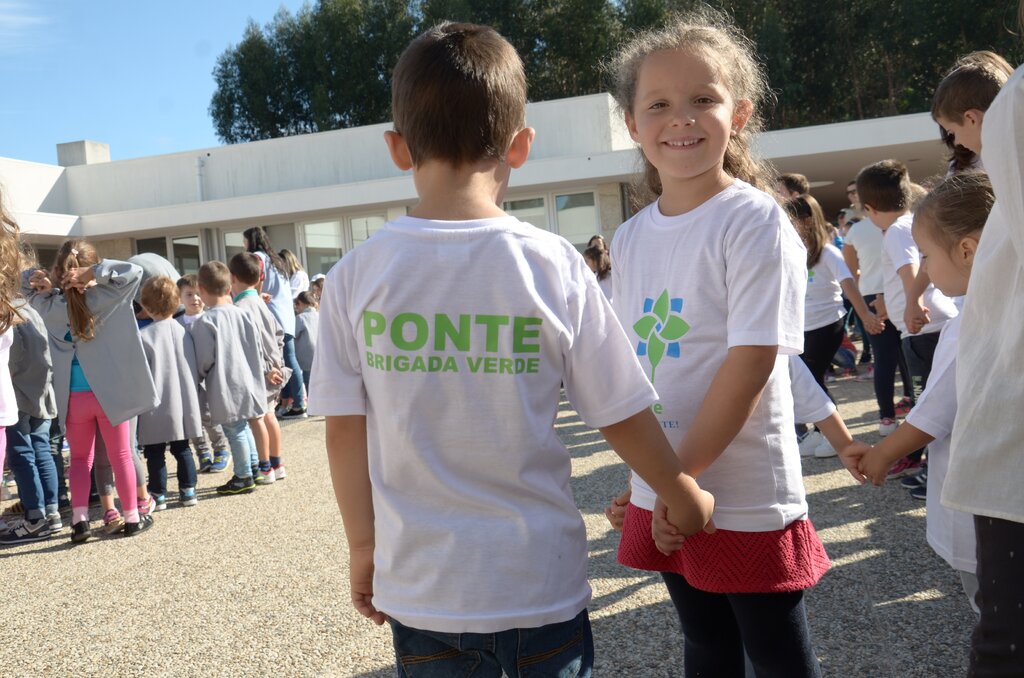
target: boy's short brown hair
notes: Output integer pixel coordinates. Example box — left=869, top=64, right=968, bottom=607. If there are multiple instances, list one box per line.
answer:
left=177, top=273, right=199, bottom=290
left=140, top=276, right=179, bottom=319
left=778, top=173, right=810, bottom=195
left=932, top=51, right=1013, bottom=124
left=856, top=160, right=911, bottom=213
left=198, top=261, right=231, bottom=297
left=228, top=252, right=262, bottom=287
left=391, top=22, right=526, bottom=167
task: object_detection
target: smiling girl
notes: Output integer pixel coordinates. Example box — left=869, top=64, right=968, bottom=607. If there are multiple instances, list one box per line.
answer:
left=607, top=10, right=828, bottom=676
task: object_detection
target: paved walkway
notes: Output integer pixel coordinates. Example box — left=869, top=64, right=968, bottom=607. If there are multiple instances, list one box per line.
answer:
left=2, top=376, right=975, bottom=677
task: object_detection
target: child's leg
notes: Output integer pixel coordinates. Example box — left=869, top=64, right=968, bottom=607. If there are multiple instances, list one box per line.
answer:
left=168, top=440, right=197, bottom=492
left=801, top=319, right=845, bottom=398
left=207, top=424, right=229, bottom=452
left=282, top=334, right=306, bottom=410
left=244, top=424, right=258, bottom=469
left=249, top=415, right=270, bottom=464
left=728, top=590, right=821, bottom=678
left=7, top=413, right=47, bottom=520
left=31, top=418, right=59, bottom=515
left=49, top=421, right=68, bottom=504
left=219, top=420, right=254, bottom=479
left=142, top=443, right=168, bottom=497
left=264, top=411, right=282, bottom=466
left=65, top=393, right=100, bottom=524
left=93, top=433, right=116, bottom=498
left=661, top=572, right=747, bottom=678
left=970, top=515, right=1024, bottom=675
left=92, top=403, right=138, bottom=523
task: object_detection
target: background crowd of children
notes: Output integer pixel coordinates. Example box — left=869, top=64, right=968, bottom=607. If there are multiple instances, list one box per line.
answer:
left=0, top=228, right=322, bottom=544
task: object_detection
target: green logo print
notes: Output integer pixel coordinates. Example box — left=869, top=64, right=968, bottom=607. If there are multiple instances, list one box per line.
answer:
left=633, top=290, right=689, bottom=382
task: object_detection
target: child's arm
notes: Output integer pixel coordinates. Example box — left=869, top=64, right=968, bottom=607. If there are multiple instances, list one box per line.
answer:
left=898, top=262, right=930, bottom=334
left=604, top=487, right=631, bottom=531
left=675, top=345, right=777, bottom=476
left=852, top=422, right=934, bottom=486
left=599, top=409, right=714, bottom=538
left=63, top=260, right=143, bottom=327
left=324, top=414, right=385, bottom=625
left=815, top=411, right=867, bottom=484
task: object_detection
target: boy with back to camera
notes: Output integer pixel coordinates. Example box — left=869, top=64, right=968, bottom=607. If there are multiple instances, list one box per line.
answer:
left=309, top=22, right=715, bottom=676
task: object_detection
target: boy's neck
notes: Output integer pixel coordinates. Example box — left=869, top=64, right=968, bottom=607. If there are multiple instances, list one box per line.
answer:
left=409, top=159, right=510, bottom=221
left=205, top=295, right=233, bottom=307
left=872, top=209, right=909, bottom=230
left=231, top=284, right=258, bottom=299
left=656, top=167, right=734, bottom=216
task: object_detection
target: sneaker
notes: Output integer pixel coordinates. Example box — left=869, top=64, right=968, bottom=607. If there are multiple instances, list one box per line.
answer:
left=103, top=509, right=125, bottom=534
left=824, top=373, right=837, bottom=383
left=798, top=431, right=824, bottom=457
left=900, top=468, right=928, bottom=489
left=909, top=484, right=927, bottom=500
left=153, top=494, right=168, bottom=512
left=280, top=407, right=308, bottom=420
left=0, top=517, right=13, bottom=536
left=271, top=464, right=287, bottom=480
left=841, top=368, right=858, bottom=379
left=895, top=397, right=913, bottom=417
left=198, top=454, right=214, bottom=474
left=58, top=494, right=71, bottom=511
left=878, top=418, right=898, bottom=437
left=71, top=520, right=92, bottom=544
left=814, top=437, right=837, bottom=458
left=210, top=451, right=230, bottom=473
left=179, top=488, right=198, bottom=507
left=886, top=457, right=922, bottom=480
left=0, top=518, right=52, bottom=545
left=216, top=475, right=255, bottom=495
left=138, top=495, right=157, bottom=517
left=254, top=467, right=277, bottom=485
left=46, top=512, right=63, bottom=532
left=856, top=365, right=875, bottom=382
left=123, top=514, right=154, bottom=537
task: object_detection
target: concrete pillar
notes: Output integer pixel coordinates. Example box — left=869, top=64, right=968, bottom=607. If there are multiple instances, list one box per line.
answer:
left=596, top=182, right=627, bottom=240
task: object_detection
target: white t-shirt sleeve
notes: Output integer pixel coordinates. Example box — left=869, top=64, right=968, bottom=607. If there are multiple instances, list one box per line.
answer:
left=885, top=223, right=918, bottom=272
left=822, top=245, right=853, bottom=284
left=563, top=256, right=657, bottom=429
left=307, top=266, right=366, bottom=416
left=724, top=206, right=806, bottom=353
left=906, top=327, right=957, bottom=440
left=789, top=356, right=836, bottom=424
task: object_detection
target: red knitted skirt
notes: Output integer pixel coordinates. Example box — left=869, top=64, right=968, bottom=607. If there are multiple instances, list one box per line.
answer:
left=617, top=503, right=830, bottom=593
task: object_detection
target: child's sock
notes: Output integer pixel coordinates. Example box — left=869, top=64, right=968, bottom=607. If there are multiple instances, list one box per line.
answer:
left=269, top=456, right=282, bottom=468
left=258, top=460, right=271, bottom=473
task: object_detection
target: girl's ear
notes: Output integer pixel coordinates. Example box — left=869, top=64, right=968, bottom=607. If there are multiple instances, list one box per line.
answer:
left=963, top=109, right=985, bottom=129
left=384, top=130, right=413, bottom=171
left=625, top=111, right=640, bottom=143
left=960, top=234, right=980, bottom=265
left=731, top=99, right=754, bottom=136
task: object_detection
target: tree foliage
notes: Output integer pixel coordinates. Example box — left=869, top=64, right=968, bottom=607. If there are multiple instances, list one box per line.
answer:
left=211, top=0, right=1024, bottom=143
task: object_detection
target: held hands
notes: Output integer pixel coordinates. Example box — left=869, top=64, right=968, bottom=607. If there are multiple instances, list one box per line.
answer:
left=267, top=368, right=285, bottom=386
left=862, top=312, right=885, bottom=336
left=869, top=297, right=888, bottom=322
left=651, top=491, right=716, bottom=556
left=856, top=444, right=898, bottom=487
left=604, top=488, right=631, bottom=532
left=904, top=300, right=930, bottom=335
left=349, top=546, right=387, bottom=625
left=837, top=441, right=870, bottom=484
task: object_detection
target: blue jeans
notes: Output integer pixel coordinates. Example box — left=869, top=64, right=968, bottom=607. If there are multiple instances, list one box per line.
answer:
left=281, top=334, right=306, bottom=409
left=220, top=419, right=255, bottom=478
left=6, top=414, right=58, bottom=520
left=143, top=440, right=197, bottom=495
left=389, top=609, right=593, bottom=677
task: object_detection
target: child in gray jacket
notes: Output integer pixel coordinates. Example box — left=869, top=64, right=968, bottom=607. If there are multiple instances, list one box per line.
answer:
left=292, top=291, right=319, bottom=406
left=191, top=261, right=268, bottom=496
left=138, top=277, right=203, bottom=509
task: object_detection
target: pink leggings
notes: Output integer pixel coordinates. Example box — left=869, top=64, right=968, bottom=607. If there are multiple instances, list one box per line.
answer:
left=66, top=392, right=138, bottom=524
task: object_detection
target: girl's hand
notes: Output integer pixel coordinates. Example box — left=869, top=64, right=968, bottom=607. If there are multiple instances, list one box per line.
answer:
left=870, top=297, right=888, bottom=321
left=349, top=546, right=387, bottom=625
left=652, top=498, right=686, bottom=555
left=857, top=445, right=896, bottom=487
left=29, top=269, right=53, bottom=292
left=62, top=266, right=95, bottom=291
left=837, top=441, right=869, bottom=484
left=864, top=313, right=885, bottom=335
left=604, top=488, right=631, bottom=531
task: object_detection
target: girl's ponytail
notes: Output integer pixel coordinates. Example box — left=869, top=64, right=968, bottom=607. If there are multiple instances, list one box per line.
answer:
left=55, top=240, right=100, bottom=341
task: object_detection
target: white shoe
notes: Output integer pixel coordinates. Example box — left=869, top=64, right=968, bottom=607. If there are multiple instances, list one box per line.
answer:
left=878, top=418, right=898, bottom=437
left=814, top=437, right=837, bottom=458
left=798, top=431, right=824, bottom=457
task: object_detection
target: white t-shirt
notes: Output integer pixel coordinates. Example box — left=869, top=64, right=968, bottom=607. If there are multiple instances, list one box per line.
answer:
left=903, top=315, right=975, bottom=572
left=597, top=275, right=613, bottom=301
left=881, top=214, right=958, bottom=338
left=309, top=215, right=656, bottom=633
left=805, top=244, right=852, bottom=331
left=611, top=180, right=808, bottom=532
left=790, top=355, right=835, bottom=425
left=289, top=269, right=310, bottom=298
left=843, top=218, right=884, bottom=295
left=948, top=64, right=1024, bottom=523
left=180, top=313, right=201, bottom=327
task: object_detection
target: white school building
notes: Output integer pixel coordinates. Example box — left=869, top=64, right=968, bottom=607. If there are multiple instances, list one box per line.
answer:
left=0, top=93, right=947, bottom=274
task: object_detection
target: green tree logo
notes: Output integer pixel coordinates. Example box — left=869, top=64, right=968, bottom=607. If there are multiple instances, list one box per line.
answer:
left=633, top=290, right=689, bottom=382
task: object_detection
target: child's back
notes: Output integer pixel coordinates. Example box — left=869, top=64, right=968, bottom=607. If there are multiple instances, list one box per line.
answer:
left=294, top=306, right=318, bottom=373
left=191, top=304, right=267, bottom=426
left=137, top=317, right=202, bottom=446
left=314, top=215, right=656, bottom=631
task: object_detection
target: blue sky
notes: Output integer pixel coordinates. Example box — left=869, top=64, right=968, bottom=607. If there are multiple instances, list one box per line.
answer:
left=0, top=1, right=309, bottom=164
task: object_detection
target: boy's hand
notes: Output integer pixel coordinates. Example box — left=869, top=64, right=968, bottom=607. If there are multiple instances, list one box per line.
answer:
left=29, top=269, right=53, bottom=292
left=652, top=498, right=686, bottom=555
left=261, top=292, right=272, bottom=304
left=837, top=441, right=870, bottom=484
left=62, top=266, right=95, bottom=291
left=267, top=368, right=285, bottom=385
left=870, top=297, right=887, bottom=321
left=863, top=313, right=885, bottom=335
left=604, top=488, right=631, bottom=532
left=349, top=546, right=386, bottom=625
left=904, top=300, right=930, bottom=335
left=857, top=445, right=896, bottom=487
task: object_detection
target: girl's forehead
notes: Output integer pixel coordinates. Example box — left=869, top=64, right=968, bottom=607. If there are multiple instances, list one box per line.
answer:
left=640, top=48, right=725, bottom=84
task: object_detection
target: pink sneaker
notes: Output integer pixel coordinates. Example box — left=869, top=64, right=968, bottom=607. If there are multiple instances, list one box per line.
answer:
left=886, top=457, right=922, bottom=480
left=102, top=509, right=125, bottom=534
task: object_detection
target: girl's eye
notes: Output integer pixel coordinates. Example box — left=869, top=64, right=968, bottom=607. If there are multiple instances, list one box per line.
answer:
left=695, top=96, right=715, bottom=105
left=648, top=101, right=667, bottom=110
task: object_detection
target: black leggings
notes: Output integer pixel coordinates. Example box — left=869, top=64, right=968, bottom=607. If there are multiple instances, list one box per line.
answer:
left=801, top=319, right=846, bottom=400
left=662, top=572, right=821, bottom=677
left=862, top=294, right=912, bottom=419
left=970, top=515, right=1024, bottom=677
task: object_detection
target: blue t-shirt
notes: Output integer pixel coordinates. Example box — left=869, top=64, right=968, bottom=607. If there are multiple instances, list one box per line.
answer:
left=254, top=251, right=295, bottom=337
left=65, top=331, right=92, bottom=392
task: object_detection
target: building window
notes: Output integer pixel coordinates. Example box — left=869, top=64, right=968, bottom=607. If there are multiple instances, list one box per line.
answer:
left=503, top=197, right=548, bottom=230
left=554, top=192, right=598, bottom=250
left=136, top=237, right=168, bottom=258
left=224, top=231, right=245, bottom=261
left=172, top=236, right=201, bottom=275
left=304, top=221, right=344, bottom=275
left=351, top=214, right=386, bottom=247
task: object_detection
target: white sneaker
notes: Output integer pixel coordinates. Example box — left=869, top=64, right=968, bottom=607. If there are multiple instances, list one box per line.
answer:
left=254, top=467, right=277, bottom=485
left=798, top=431, right=824, bottom=457
left=814, top=437, right=837, bottom=458
left=878, top=418, right=898, bottom=437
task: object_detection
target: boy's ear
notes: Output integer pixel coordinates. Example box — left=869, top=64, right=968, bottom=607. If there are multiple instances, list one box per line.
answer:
left=625, top=111, right=640, bottom=143
left=506, top=127, right=535, bottom=169
left=384, top=130, right=414, bottom=171
left=963, top=109, right=985, bottom=128
left=861, top=203, right=878, bottom=218
left=731, top=99, right=753, bottom=136
left=960, top=235, right=980, bottom=265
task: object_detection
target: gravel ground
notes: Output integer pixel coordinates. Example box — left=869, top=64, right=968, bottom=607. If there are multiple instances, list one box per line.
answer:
left=1, top=373, right=975, bottom=677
